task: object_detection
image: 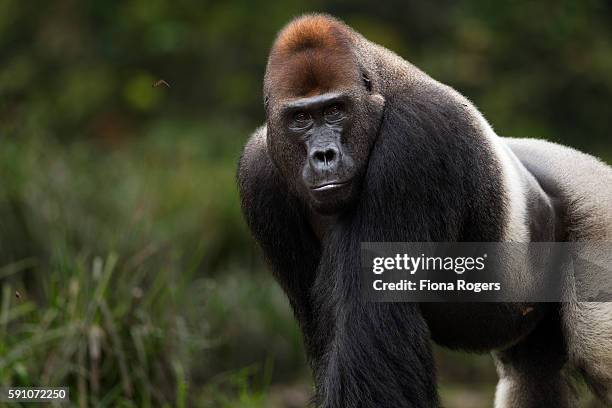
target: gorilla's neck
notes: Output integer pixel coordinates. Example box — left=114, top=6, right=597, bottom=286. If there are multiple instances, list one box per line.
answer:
left=308, top=211, right=339, bottom=242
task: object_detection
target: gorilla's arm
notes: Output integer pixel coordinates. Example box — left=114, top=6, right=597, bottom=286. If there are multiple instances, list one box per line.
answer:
left=237, top=126, right=321, bottom=338
left=312, top=228, right=439, bottom=408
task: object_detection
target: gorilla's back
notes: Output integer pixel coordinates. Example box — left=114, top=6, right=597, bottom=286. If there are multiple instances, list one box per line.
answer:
left=506, top=137, right=612, bottom=399
left=506, top=137, right=612, bottom=241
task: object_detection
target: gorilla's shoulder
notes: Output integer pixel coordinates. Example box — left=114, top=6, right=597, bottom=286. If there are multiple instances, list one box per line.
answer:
left=238, top=125, right=270, bottom=181
left=237, top=125, right=292, bottom=213
left=240, top=125, right=268, bottom=164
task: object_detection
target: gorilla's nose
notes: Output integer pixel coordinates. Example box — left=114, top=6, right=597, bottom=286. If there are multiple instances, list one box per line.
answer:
left=310, top=144, right=340, bottom=172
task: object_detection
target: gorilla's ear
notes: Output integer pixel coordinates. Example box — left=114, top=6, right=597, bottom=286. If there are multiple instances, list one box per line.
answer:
left=362, top=72, right=372, bottom=92
left=362, top=70, right=385, bottom=110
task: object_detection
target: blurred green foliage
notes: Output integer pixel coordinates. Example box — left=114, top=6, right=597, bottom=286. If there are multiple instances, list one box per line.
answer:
left=2, top=1, right=612, bottom=152
left=0, top=134, right=305, bottom=406
left=1, top=0, right=611, bottom=406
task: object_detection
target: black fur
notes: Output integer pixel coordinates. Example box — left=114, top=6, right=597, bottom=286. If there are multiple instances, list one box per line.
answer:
left=239, top=83, right=515, bottom=407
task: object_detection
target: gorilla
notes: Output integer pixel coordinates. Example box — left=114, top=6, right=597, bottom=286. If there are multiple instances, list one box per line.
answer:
left=237, top=14, right=612, bottom=408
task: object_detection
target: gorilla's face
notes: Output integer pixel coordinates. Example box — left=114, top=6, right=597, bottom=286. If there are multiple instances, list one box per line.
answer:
left=266, top=87, right=385, bottom=214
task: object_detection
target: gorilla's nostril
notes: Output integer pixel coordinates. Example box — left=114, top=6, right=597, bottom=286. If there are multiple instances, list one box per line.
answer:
left=312, top=147, right=338, bottom=167
left=324, top=149, right=336, bottom=163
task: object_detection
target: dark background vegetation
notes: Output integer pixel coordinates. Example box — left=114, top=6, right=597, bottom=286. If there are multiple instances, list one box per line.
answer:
left=1, top=1, right=611, bottom=407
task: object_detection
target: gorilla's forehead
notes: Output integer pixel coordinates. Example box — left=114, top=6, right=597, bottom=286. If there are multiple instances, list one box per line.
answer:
left=267, top=48, right=357, bottom=100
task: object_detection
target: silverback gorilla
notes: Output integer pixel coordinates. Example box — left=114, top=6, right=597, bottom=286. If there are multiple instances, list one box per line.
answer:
left=237, top=14, right=612, bottom=407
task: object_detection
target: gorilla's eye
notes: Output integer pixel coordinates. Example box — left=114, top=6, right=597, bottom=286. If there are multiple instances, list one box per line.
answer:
left=324, top=104, right=343, bottom=122
left=291, top=111, right=312, bottom=130
left=294, top=112, right=311, bottom=123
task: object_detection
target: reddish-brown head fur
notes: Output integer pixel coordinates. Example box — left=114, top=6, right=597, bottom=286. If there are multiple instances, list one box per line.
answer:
left=266, top=14, right=358, bottom=99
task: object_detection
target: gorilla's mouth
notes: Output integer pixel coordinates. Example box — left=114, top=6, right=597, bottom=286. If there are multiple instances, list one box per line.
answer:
left=311, top=180, right=348, bottom=191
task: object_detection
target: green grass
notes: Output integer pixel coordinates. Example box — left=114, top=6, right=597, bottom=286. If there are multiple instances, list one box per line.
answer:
left=0, top=129, right=306, bottom=406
